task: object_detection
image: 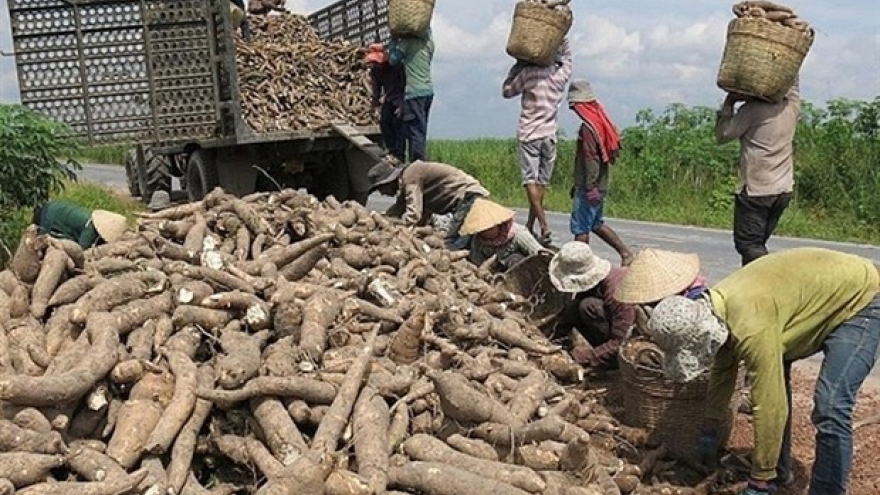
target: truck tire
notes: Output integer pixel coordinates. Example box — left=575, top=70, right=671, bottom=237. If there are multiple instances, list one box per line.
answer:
left=139, top=150, right=172, bottom=200
left=124, top=148, right=141, bottom=198
left=186, top=150, right=219, bottom=202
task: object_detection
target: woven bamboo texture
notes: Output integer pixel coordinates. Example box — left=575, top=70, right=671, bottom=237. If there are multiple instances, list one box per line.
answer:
left=717, top=17, right=814, bottom=102
left=502, top=252, right=568, bottom=327
left=388, top=0, right=434, bottom=37
left=618, top=339, right=744, bottom=462
left=506, top=1, right=573, bottom=66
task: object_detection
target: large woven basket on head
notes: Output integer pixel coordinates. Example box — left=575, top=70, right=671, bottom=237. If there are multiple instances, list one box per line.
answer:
left=502, top=252, right=569, bottom=328
left=388, top=0, right=435, bottom=37
left=717, top=17, right=814, bottom=102
left=618, top=338, right=744, bottom=462
left=506, top=1, right=573, bottom=67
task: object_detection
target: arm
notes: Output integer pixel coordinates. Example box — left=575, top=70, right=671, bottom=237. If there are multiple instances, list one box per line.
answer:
left=705, top=346, right=738, bottom=427
left=739, top=336, right=789, bottom=481
left=512, top=226, right=544, bottom=256
left=388, top=38, right=406, bottom=67
left=502, top=63, right=526, bottom=99
left=582, top=299, right=634, bottom=367
left=370, top=68, right=382, bottom=108
left=78, top=225, right=99, bottom=249
left=554, top=38, right=573, bottom=83
left=714, top=94, right=753, bottom=144
left=401, top=182, right=424, bottom=226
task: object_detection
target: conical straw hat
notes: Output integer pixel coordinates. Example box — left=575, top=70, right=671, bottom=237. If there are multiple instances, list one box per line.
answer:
left=614, top=249, right=701, bottom=304
left=459, top=198, right=515, bottom=236
left=92, top=210, right=128, bottom=243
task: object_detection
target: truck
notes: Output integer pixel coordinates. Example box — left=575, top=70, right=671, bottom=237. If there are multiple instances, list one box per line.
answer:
left=6, top=0, right=392, bottom=205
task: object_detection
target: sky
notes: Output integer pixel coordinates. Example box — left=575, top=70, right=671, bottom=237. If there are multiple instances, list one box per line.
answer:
left=1, top=0, right=878, bottom=139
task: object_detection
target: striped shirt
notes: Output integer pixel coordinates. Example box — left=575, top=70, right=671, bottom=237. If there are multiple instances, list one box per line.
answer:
left=502, top=39, right=573, bottom=142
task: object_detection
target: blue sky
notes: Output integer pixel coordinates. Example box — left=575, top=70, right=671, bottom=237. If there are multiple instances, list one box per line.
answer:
left=1, top=0, right=878, bottom=138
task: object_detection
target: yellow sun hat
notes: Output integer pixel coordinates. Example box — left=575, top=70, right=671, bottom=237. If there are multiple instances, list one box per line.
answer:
left=459, top=198, right=515, bottom=236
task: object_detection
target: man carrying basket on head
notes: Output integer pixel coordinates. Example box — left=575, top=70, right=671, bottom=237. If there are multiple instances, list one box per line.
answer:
left=715, top=78, right=801, bottom=267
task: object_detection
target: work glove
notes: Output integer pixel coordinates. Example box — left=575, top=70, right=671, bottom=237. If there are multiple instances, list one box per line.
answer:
left=696, top=429, right=720, bottom=468
left=585, top=187, right=603, bottom=206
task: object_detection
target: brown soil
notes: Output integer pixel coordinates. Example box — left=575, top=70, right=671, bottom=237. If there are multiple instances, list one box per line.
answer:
left=725, top=363, right=880, bottom=495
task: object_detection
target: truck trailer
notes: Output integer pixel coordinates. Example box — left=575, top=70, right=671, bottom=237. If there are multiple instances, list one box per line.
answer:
left=6, top=0, right=392, bottom=205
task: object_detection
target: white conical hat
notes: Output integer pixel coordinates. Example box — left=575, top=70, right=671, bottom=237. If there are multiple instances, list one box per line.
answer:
left=92, top=210, right=127, bottom=243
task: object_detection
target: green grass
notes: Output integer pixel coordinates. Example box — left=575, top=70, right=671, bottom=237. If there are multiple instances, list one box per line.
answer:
left=75, top=144, right=128, bottom=165
left=0, top=181, right=143, bottom=268
left=427, top=139, right=880, bottom=246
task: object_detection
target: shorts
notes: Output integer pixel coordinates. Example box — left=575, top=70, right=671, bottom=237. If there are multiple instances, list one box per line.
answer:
left=570, top=186, right=605, bottom=236
left=518, top=137, right=557, bottom=186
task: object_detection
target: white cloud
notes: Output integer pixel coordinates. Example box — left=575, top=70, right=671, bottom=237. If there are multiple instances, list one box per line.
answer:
left=0, top=0, right=877, bottom=138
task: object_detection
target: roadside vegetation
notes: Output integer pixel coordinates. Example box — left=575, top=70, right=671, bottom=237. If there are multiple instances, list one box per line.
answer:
left=0, top=104, right=141, bottom=267
left=71, top=97, right=880, bottom=245
left=431, top=97, right=880, bottom=245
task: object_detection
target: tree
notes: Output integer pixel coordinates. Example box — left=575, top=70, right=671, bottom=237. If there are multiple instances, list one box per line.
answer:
left=0, top=104, right=81, bottom=261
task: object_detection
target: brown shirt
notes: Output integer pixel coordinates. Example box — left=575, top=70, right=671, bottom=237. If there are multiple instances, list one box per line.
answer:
left=386, top=161, right=489, bottom=225
left=715, top=82, right=800, bottom=196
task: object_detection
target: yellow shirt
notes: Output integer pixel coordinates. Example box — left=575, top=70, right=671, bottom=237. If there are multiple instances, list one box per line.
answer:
left=707, top=248, right=878, bottom=480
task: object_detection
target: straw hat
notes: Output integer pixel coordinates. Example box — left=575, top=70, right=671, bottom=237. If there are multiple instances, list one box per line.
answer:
left=613, top=249, right=700, bottom=304
left=459, top=198, right=515, bottom=236
left=549, top=242, right=612, bottom=293
left=568, top=80, right=596, bottom=104
left=368, top=157, right=404, bottom=192
left=91, top=210, right=127, bottom=243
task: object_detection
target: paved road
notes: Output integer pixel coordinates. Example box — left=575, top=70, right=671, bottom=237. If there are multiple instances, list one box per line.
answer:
left=81, top=162, right=879, bottom=284
left=82, top=162, right=880, bottom=376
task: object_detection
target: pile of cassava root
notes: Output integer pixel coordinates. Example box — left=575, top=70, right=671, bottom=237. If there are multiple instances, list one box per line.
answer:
left=234, top=14, right=378, bottom=133
left=0, top=187, right=721, bottom=495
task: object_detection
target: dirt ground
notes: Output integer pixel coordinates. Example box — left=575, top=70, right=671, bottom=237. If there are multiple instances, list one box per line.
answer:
left=725, top=362, right=880, bottom=495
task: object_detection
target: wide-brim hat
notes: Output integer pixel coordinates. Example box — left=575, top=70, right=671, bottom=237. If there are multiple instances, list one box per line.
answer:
left=368, top=158, right=403, bottom=192
left=614, top=249, right=701, bottom=304
left=147, top=190, right=172, bottom=212
left=568, top=80, right=596, bottom=104
left=549, top=242, right=612, bottom=293
left=92, top=210, right=128, bottom=243
left=647, top=296, right=729, bottom=383
left=459, top=198, right=515, bottom=236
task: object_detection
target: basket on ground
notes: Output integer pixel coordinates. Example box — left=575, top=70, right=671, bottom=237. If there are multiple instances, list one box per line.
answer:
left=506, top=1, right=573, bottom=67
left=388, top=0, right=434, bottom=37
left=618, top=338, right=744, bottom=462
left=717, top=17, right=813, bottom=102
left=502, top=252, right=569, bottom=327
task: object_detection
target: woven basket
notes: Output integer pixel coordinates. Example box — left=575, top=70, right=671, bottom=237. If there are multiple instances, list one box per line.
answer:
left=502, top=252, right=569, bottom=327
left=506, top=1, right=573, bottom=66
left=618, top=339, right=744, bottom=462
left=717, top=17, right=814, bottom=102
left=388, top=0, right=435, bottom=37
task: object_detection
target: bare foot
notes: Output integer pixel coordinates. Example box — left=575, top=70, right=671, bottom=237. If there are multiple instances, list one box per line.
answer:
left=621, top=251, right=635, bottom=266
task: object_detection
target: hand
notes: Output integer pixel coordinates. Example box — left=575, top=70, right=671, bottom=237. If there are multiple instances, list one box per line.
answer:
left=570, top=344, right=594, bottom=366
left=696, top=429, right=720, bottom=468
left=585, top=187, right=603, bottom=206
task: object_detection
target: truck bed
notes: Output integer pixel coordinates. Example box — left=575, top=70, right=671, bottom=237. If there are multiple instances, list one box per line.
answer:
left=7, top=0, right=387, bottom=150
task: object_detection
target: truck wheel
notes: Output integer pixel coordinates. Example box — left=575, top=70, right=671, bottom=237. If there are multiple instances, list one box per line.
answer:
left=186, top=150, right=219, bottom=202
left=124, top=148, right=141, bottom=198
left=138, top=150, right=172, bottom=201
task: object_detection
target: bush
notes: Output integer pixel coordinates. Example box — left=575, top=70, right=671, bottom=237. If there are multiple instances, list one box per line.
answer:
left=427, top=97, right=879, bottom=244
left=0, top=104, right=82, bottom=265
